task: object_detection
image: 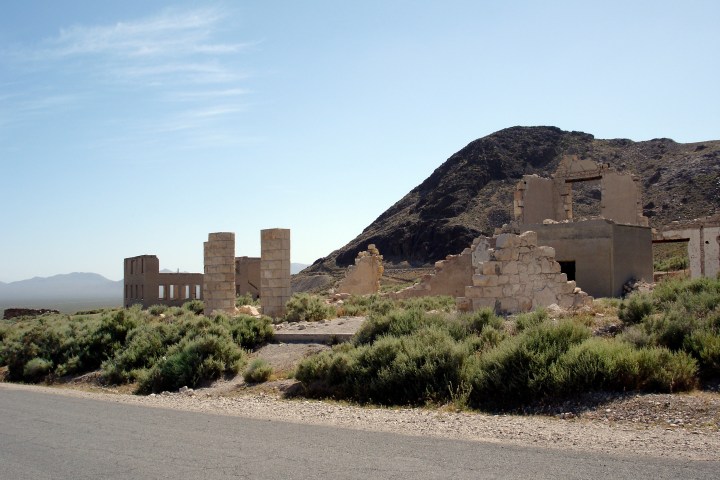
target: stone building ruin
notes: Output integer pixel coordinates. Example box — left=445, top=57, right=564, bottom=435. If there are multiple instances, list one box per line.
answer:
left=124, top=229, right=291, bottom=317
left=337, top=244, right=384, bottom=295
left=654, top=214, right=720, bottom=279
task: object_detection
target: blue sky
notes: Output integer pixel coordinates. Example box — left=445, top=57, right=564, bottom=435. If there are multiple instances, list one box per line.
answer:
left=1, top=1, right=718, bottom=282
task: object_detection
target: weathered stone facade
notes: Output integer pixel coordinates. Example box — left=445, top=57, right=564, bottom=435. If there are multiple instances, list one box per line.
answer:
left=654, top=214, right=720, bottom=279
left=337, top=245, right=384, bottom=295
left=392, top=241, right=477, bottom=299
left=458, top=231, right=592, bottom=314
left=124, top=255, right=203, bottom=309
left=203, top=232, right=236, bottom=314
left=513, top=155, right=648, bottom=227
left=260, top=228, right=291, bottom=318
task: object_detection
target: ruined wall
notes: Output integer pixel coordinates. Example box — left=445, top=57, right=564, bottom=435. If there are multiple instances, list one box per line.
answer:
left=514, top=155, right=648, bottom=226
left=458, top=231, right=592, bottom=314
left=235, top=256, right=261, bottom=298
left=526, top=220, right=653, bottom=298
left=260, top=228, right=291, bottom=318
left=124, top=255, right=202, bottom=309
left=203, top=232, right=236, bottom=314
left=655, top=214, right=720, bottom=279
left=337, top=245, right=384, bottom=295
left=392, top=242, right=477, bottom=299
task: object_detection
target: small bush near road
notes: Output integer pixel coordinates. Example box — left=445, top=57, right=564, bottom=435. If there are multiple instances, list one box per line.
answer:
left=244, top=358, right=273, bottom=383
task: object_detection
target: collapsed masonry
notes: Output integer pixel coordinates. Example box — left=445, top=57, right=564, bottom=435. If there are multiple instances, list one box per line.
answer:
left=457, top=231, right=592, bottom=313
left=337, top=244, right=384, bottom=295
left=124, top=229, right=291, bottom=317
left=654, top=214, right=720, bottom=279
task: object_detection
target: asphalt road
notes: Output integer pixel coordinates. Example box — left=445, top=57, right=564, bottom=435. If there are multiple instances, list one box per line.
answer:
left=0, top=387, right=717, bottom=479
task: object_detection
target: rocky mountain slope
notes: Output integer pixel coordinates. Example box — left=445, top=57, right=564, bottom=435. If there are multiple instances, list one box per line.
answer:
left=305, top=126, right=720, bottom=273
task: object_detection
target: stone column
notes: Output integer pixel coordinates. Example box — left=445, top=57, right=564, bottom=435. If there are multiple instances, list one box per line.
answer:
left=203, top=232, right=236, bottom=314
left=260, top=228, right=291, bottom=318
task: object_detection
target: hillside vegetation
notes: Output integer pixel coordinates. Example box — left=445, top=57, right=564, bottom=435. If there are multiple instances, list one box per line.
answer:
left=295, top=277, right=720, bottom=409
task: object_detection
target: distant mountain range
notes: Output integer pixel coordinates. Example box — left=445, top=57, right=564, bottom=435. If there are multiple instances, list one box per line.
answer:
left=0, top=272, right=123, bottom=313
left=1, top=264, right=312, bottom=314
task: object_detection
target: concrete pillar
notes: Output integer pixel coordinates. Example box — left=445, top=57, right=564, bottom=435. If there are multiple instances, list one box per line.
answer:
left=203, top=232, right=236, bottom=314
left=260, top=228, right=291, bottom=318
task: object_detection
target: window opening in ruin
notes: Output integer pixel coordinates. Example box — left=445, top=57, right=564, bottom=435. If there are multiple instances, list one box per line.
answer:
left=170, top=285, right=177, bottom=299
left=184, top=285, right=190, bottom=299
left=125, top=284, right=129, bottom=299
left=567, top=179, right=601, bottom=220
left=140, top=285, right=144, bottom=300
left=141, top=258, right=144, bottom=274
left=159, top=285, right=166, bottom=299
left=559, top=261, right=576, bottom=282
left=652, top=240, right=690, bottom=273
left=195, top=285, right=201, bottom=299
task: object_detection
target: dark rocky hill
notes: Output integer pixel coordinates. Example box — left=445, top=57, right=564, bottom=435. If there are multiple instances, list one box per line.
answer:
left=305, top=126, right=720, bottom=274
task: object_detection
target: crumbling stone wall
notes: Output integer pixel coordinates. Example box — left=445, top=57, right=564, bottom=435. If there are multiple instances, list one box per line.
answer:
left=654, top=214, right=720, bottom=279
left=260, top=228, right=291, bottom=318
left=514, top=155, right=648, bottom=226
left=203, top=232, right=236, bottom=314
left=392, top=241, right=478, bottom=299
left=337, top=244, right=384, bottom=295
left=458, top=231, right=592, bottom=314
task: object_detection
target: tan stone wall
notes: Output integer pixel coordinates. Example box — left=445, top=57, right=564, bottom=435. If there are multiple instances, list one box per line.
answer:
left=260, top=228, right=291, bottom=318
left=458, top=231, right=592, bottom=314
left=203, top=232, right=236, bottom=314
left=337, top=245, right=383, bottom=295
left=393, top=242, right=478, bottom=299
left=235, top=256, right=260, bottom=298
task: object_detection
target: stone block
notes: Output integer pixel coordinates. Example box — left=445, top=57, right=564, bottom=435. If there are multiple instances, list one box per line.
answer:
left=499, top=297, right=519, bottom=313
left=482, top=262, right=501, bottom=275
left=472, top=274, right=497, bottom=287
left=537, top=246, right=555, bottom=258
left=502, top=262, right=519, bottom=275
left=495, top=233, right=519, bottom=249
left=472, top=298, right=497, bottom=310
left=519, top=231, right=537, bottom=246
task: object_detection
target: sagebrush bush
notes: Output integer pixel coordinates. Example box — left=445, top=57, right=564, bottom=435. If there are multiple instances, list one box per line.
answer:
left=244, top=358, right=273, bottom=383
left=182, top=300, right=205, bottom=315
left=148, top=304, right=168, bottom=315
left=23, top=357, right=53, bottom=381
left=515, top=308, right=548, bottom=331
left=227, top=315, right=274, bottom=348
left=618, top=293, right=654, bottom=325
left=284, top=293, right=334, bottom=322
left=137, top=333, right=244, bottom=393
left=236, top=294, right=259, bottom=307
left=335, top=295, right=394, bottom=317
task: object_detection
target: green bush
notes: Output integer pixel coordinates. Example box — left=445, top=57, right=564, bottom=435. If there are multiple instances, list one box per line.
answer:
left=515, top=308, right=548, bottom=331
left=227, top=315, right=274, bottom=349
left=137, top=333, right=244, bottom=393
left=284, top=293, right=334, bottom=322
left=23, top=357, right=53, bottom=381
left=244, top=358, right=273, bottom=383
left=148, top=304, right=168, bottom=315
left=336, top=294, right=394, bottom=317
left=618, top=293, right=654, bottom=325
left=236, top=294, right=259, bottom=307
left=182, top=300, right=205, bottom=315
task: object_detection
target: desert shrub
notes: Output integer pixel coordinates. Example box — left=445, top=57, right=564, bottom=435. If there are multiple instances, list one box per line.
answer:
left=148, top=304, right=168, bottom=316
left=297, top=326, right=468, bottom=405
left=683, top=331, right=720, bottom=379
left=244, top=358, right=273, bottom=383
left=465, top=320, right=590, bottom=406
left=515, top=308, right=548, bottom=331
left=284, top=293, right=334, bottom=322
left=23, top=357, right=53, bottom=381
left=618, top=293, right=654, bottom=325
left=236, top=294, right=259, bottom=307
left=227, top=315, right=274, bottom=349
left=397, top=295, right=456, bottom=313
left=182, top=300, right=205, bottom=315
left=643, top=308, right=697, bottom=351
left=634, top=348, right=697, bottom=392
left=336, top=295, right=394, bottom=317
left=618, top=325, right=653, bottom=348
left=459, top=308, right=504, bottom=334
left=137, top=333, right=244, bottom=393
left=354, top=308, right=444, bottom=345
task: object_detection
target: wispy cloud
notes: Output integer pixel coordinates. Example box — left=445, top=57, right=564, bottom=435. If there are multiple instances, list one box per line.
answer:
left=1, top=6, right=258, bottom=149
